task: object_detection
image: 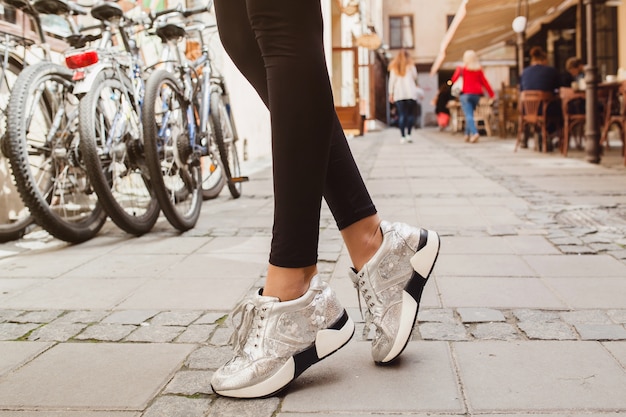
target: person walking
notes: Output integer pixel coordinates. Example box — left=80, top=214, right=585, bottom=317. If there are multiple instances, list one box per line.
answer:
left=388, top=49, right=420, bottom=143
left=210, top=0, right=441, bottom=399
left=432, top=83, right=453, bottom=131
left=450, top=50, right=495, bottom=143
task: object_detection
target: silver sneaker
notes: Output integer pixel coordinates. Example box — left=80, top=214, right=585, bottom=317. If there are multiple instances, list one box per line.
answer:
left=350, top=221, right=440, bottom=364
left=211, top=275, right=354, bottom=398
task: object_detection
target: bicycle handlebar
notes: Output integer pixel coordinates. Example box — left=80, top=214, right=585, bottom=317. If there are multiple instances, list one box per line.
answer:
left=150, top=0, right=213, bottom=22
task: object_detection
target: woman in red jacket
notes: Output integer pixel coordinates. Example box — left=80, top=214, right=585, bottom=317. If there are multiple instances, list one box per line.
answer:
left=451, top=50, right=495, bottom=143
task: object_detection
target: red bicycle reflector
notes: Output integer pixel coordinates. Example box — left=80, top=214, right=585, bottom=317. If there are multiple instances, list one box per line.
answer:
left=72, top=71, right=86, bottom=81
left=65, top=50, right=99, bottom=69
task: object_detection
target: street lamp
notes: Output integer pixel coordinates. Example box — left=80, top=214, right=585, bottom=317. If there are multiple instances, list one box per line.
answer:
left=512, top=0, right=529, bottom=77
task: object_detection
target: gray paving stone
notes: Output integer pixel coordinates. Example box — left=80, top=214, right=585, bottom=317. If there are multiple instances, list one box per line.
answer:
left=163, top=370, right=214, bottom=395
left=575, top=324, right=626, bottom=340
left=27, top=323, right=87, bottom=342
left=194, top=312, right=228, bottom=325
left=0, top=341, right=52, bottom=376
left=186, top=346, right=233, bottom=370
left=470, top=323, right=520, bottom=340
left=559, top=245, right=597, bottom=254
left=512, top=309, right=561, bottom=322
left=102, top=310, right=160, bottom=325
left=210, top=326, right=232, bottom=346
left=0, top=343, right=196, bottom=409
left=419, top=323, right=469, bottom=341
left=560, top=310, right=612, bottom=325
left=52, top=310, right=109, bottom=324
left=142, top=396, right=212, bottom=417
left=454, top=341, right=626, bottom=411
left=0, top=323, right=39, bottom=341
left=125, top=325, right=185, bottom=343
left=458, top=307, right=506, bottom=323
left=608, top=309, right=626, bottom=324
left=206, top=397, right=280, bottom=417
left=150, top=311, right=203, bottom=326
left=281, top=342, right=463, bottom=413
left=417, top=308, right=457, bottom=323
left=0, top=310, right=23, bottom=323
left=11, top=310, right=64, bottom=323
left=74, top=324, right=137, bottom=341
left=603, top=341, right=626, bottom=369
left=176, top=324, right=214, bottom=343
left=518, top=321, right=578, bottom=340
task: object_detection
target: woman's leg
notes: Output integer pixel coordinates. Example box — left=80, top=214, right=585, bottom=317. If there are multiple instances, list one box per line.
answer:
left=460, top=94, right=477, bottom=135
left=215, top=0, right=376, bottom=291
left=395, top=100, right=408, bottom=137
left=406, top=99, right=417, bottom=136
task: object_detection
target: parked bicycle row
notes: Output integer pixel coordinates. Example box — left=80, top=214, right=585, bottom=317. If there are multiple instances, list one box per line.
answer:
left=0, top=0, right=246, bottom=243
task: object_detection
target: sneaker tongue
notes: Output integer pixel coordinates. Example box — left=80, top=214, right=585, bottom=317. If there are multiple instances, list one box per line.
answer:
left=255, top=289, right=280, bottom=304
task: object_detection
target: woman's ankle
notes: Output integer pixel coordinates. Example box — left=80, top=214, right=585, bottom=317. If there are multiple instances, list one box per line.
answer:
left=263, top=264, right=317, bottom=301
left=341, top=215, right=383, bottom=272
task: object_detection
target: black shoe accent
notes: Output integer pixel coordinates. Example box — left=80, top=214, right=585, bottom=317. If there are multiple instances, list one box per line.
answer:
left=293, top=310, right=352, bottom=379
left=405, top=271, right=427, bottom=303
left=416, top=228, right=429, bottom=252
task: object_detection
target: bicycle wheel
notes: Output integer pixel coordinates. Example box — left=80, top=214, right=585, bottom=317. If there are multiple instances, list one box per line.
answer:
left=210, top=89, right=242, bottom=199
left=0, top=54, right=35, bottom=242
left=199, top=145, right=225, bottom=200
left=142, top=69, right=202, bottom=231
left=79, top=68, right=159, bottom=235
left=6, top=62, right=107, bottom=243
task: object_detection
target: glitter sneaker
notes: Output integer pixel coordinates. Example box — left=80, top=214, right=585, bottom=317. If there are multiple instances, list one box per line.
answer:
left=350, top=221, right=440, bottom=364
left=211, top=275, right=354, bottom=398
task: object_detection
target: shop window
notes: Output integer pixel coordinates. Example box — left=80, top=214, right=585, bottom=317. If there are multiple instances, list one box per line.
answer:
left=389, top=15, right=414, bottom=49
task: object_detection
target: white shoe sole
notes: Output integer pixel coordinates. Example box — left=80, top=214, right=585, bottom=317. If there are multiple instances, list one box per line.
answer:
left=378, top=229, right=440, bottom=364
left=213, top=310, right=355, bottom=398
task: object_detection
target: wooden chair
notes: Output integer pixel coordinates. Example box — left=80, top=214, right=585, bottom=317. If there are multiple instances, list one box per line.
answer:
left=559, top=87, right=586, bottom=156
left=498, top=83, right=519, bottom=138
left=515, top=90, right=557, bottom=152
left=599, top=81, right=626, bottom=160
left=474, top=97, right=494, bottom=136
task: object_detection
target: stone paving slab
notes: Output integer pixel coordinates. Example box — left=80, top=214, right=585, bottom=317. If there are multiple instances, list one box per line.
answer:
left=281, top=341, right=464, bottom=414
left=454, top=341, right=626, bottom=412
left=0, top=412, right=140, bottom=416
left=0, top=341, right=52, bottom=376
left=0, top=343, right=195, bottom=410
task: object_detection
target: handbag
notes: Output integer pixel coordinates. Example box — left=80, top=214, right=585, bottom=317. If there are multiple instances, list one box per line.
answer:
left=451, top=68, right=464, bottom=97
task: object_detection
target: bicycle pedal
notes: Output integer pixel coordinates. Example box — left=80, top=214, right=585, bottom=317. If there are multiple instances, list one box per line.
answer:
left=231, top=176, right=249, bottom=183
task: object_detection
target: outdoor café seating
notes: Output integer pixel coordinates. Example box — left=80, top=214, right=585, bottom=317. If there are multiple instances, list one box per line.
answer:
left=515, top=90, right=558, bottom=152
left=559, top=87, right=586, bottom=156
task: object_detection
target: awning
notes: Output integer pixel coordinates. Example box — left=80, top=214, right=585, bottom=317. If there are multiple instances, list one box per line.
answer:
left=430, top=0, right=578, bottom=75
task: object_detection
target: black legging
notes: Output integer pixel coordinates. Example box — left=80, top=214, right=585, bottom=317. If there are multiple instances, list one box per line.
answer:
left=214, top=0, right=376, bottom=268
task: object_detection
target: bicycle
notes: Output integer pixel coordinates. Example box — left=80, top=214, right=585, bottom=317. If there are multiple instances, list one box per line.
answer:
left=141, top=2, right=246, bottom=232
left=4, top=0, right=110, bottom=243
left=0, top=29, right=35, bottom=242
left=67, top=1, right=160, bottom=235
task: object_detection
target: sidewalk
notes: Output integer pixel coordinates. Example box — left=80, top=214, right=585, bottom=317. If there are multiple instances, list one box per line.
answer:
left=1, top=127, right=626, bottom=417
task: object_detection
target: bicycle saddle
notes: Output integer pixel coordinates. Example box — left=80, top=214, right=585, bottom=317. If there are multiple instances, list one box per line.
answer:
left=33, top=0, right=87, bottom=15
left=90, top=1, right=123, bottom=21
left=156, top=23, right=186, bottom=42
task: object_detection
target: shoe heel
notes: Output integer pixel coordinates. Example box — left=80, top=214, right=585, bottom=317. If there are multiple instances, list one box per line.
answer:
left=409, top=230, right=440, bottom=279
left=315, top=310, right=354, bottom=359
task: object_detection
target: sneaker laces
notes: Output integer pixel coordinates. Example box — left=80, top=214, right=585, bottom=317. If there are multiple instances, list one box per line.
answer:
left=228, top=297, right=269, bottom=354
left=352, top=270, right=384, bottom=336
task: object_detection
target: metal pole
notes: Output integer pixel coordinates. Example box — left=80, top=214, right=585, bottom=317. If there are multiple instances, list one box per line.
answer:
left=517, top=32, right=526, bottom=76
left=583, top=0, right=601, bottom=163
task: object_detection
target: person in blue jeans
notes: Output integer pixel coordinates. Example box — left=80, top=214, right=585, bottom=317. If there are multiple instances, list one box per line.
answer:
left=450, top=50, right=495, bottom=143
left=210, top=0, right=441, bottom=399
left=388, top=49, right=420, bottom=143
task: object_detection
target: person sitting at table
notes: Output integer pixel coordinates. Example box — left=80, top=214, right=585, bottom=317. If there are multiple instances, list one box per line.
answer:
left=561, top=57, right=586, bottom=115
left=520, top=46, right=562, bottom=150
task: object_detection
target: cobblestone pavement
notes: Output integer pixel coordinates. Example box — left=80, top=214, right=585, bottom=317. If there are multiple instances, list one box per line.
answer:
left=1, top=127, right=626, bottom=416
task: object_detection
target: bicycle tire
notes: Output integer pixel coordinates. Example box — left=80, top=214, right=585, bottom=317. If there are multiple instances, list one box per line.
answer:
left=0, top=54, right=35, bottom=242
left=5, top=62, right=107, bottom=243
left=210, top=90, right=242, bottom=199
left=79, top=68, right=159, bottom=235
left=142, top=69, right=202, bottom=231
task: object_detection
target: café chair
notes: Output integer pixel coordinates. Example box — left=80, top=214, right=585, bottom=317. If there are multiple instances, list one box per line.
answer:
left=559, top=87, right=586, bottom=156
left=515, top=90, right=557, bottom=153
left=498, top=83, right=519, bottom=138
left=599, top=81, right=626, bottom=162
